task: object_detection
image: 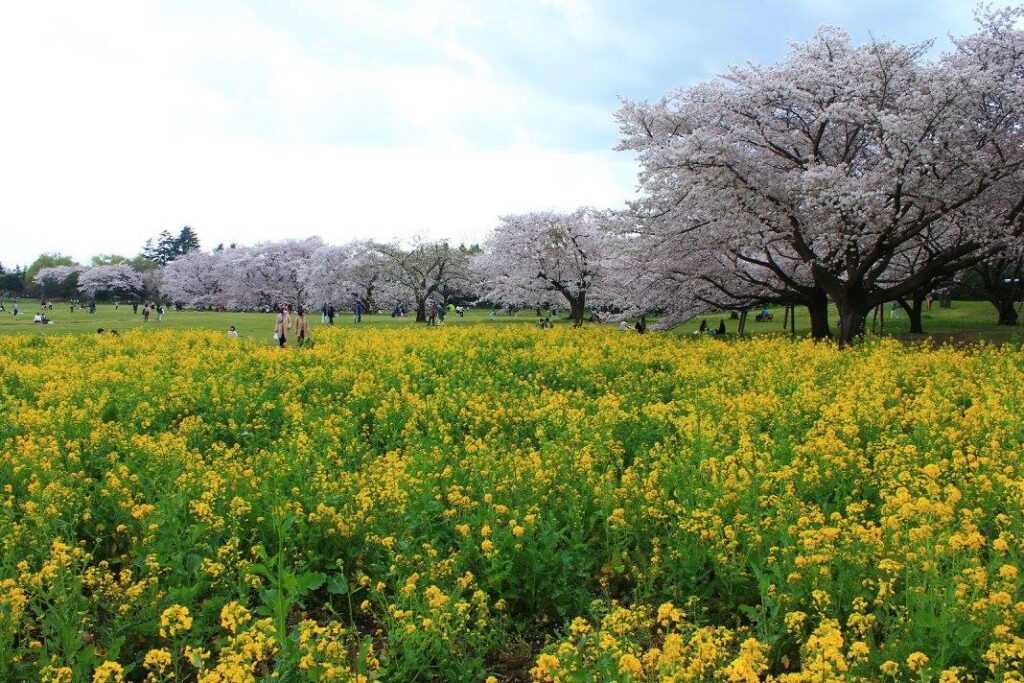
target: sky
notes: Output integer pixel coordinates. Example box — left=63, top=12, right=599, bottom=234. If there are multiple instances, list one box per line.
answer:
left=0, top=0, right=1009, bottom=267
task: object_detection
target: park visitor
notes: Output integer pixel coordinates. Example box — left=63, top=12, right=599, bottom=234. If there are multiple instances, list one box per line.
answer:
left=296, top=309, right=309, bottom=346
left=227, top=325, right=239, bottom=338
left=274, top=308, right=288, bottom=348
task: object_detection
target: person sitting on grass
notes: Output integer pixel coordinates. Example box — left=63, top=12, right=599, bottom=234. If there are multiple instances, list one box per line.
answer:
left=716, top=319, right=726, bottom=335
left=227, top=325, right=239, bottom=338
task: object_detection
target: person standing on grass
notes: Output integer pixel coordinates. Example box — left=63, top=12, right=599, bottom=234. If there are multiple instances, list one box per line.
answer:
left=354, top=298, right=363, bottom=323
left=157, top=304, right=165, bottom=322
left=274, top=306, right=288, bottom=348
left=132, top=300, right=138, bottom=314
left=12, top=301, right=18, bottom=316
left=143, top=304, right=150, bottom=322
left=327, top=303, right=336, bottom=325
left=295, top=308, right=310, bottom=346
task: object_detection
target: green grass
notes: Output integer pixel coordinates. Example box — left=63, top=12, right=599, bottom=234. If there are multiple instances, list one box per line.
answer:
left=0, top=302, right=538, bottom=339
left=671, top=299, right=1024, bottom=343
left=0, top=298, right=1020, bottom=343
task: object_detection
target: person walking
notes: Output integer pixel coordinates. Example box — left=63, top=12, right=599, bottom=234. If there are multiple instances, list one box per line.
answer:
left=327, top=303, right=335, bottom=325
left=142, top=304, right=150, bottom=322
left=274, top=306, right=289, bottom=348
left=132, top=300, right=139, bottom=314
left=12, top=301, right=18, bottom=316
left=295, top=309, right=310, bottom=346
left=157, top=304, right=165, bottom=322
left=321, top=303, right=328, bottom=324
left=354, top=299, right=363, bottom=323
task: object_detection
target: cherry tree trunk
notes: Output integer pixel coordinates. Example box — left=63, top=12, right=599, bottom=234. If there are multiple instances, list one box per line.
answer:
left=908, top=295, right=925, bottom=334
left=896, top=297, right=925, bottom=334
left=994, top=298, right=1020, bottom=326
left=806, top=290, right=832, bottom=340
left=569, top=295, right=585, bottom=328
left=837, top=306, right=868, bottom=346
left=416, top=299, right=427, bottom=323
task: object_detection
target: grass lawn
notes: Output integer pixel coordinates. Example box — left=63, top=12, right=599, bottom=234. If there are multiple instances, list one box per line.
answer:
left=0, top=298, right=1020, bottom=343
left=0, top=302, right=532, bottom=339
left=671, top=299, right=1024, bottom=344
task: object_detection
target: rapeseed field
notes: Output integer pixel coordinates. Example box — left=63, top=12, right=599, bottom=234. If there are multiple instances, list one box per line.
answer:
left=0, top=328, right=1021, bottom=682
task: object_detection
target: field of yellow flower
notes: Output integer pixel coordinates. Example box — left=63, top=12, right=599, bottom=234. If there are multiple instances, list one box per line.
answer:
left=0, top=327, right=1021, bottom=682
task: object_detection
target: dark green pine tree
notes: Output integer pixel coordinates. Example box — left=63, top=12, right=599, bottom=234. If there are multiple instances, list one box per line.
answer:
left=175, top=226, right=200, bottom=256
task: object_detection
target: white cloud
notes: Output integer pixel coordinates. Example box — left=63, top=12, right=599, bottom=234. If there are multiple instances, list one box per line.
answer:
left=0, top=1, right=638, bottom=265
left=0, top=0, right=999, bottom=266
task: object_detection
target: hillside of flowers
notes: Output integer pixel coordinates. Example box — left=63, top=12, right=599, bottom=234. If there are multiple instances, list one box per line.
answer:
left=0, top=328, right=1022, bottom=682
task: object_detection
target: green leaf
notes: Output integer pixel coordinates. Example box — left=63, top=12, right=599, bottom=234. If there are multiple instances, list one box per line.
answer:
left=737, top=604, right=760, bottom=622
left=327, top=574, right=349, bottom=594
left=297, top=571, right=327, bottom=593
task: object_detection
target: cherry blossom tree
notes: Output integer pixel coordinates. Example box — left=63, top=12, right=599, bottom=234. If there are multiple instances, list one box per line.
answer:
left=375, top=240, right=471, bottom=322
left=161, top=250, right=232, bottom=308
left=475, top=208, right=612, bottom=326
left=76, top=265, right=145, bottom=299
left=224, top=239, right=322, bottom=310
left=33, top=265, right=84, bottom=296
left=617, top=11, right=1024, bottom=343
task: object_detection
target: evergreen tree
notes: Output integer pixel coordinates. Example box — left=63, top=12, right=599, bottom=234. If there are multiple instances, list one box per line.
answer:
left=142, top=227, right=201, bottom=265
left=176, top=226, right=200, bottom=255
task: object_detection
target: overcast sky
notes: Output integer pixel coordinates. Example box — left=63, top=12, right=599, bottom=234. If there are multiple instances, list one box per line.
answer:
left=0, top=0, right=1007, bottom=267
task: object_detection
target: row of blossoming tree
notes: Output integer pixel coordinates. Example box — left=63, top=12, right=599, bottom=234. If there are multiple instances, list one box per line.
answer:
left=32, top=7, right=1024, bottom=342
